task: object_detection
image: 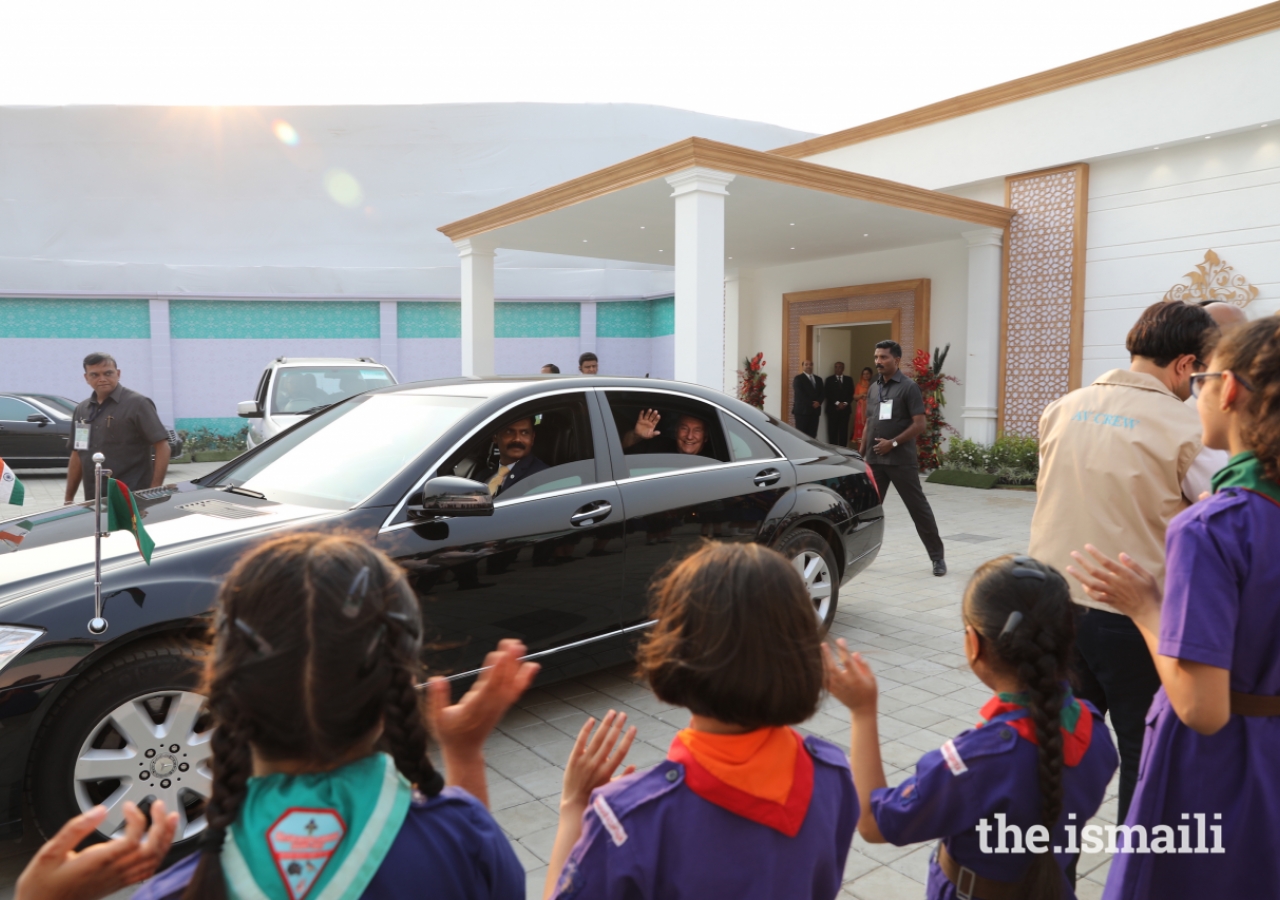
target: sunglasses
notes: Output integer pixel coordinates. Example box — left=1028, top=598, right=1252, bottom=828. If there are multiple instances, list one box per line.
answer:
left=1190, top=371, right=1255, bottom=399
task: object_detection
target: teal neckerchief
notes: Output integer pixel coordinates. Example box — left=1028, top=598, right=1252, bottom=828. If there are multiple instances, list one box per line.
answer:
left=223, top=753, right=411, bottom=900
left=1210, top=452, right=1280, bottom=509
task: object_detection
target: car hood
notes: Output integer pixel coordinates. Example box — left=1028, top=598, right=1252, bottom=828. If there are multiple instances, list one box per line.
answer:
left=0, top=481, right=335, bottom=607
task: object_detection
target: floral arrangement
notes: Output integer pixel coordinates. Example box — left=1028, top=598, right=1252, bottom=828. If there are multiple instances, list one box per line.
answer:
left=737, top=353, right=767, bottom=410
left=909, top=344, right=959, bottom=471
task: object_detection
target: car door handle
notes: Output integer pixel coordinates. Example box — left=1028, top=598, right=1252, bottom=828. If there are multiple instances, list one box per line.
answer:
left=569, top=500, right=612, bottom=527
left=753, top=468, right=782, bottom=487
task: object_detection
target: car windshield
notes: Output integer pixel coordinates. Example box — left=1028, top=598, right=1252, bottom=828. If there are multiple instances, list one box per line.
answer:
left=271, top=366, right=396, bottom=415
left=210, top=393, right=481, bottom=508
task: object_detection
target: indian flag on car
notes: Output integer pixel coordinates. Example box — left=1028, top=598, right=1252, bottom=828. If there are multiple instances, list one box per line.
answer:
left=0, top=520, right=31, bottom=550
left=0, top=458, right=23, bottom=506
left=106, top=477, right=155, bottom=564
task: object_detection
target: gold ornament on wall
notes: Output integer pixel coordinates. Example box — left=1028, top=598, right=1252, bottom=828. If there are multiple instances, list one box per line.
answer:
left=1163, top=250, right=1259, bottom=307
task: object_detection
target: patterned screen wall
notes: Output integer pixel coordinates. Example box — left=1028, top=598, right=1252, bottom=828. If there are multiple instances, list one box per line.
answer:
left=1001, top=164, right=1088, bottom=437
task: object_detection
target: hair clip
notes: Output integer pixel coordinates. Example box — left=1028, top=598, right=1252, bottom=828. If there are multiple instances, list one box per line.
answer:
left=342, top=566, right=372, bottom=618
left=1010, top=556, right=1047, bottom=581
left=999, top=610, right=1024, bottom=639
left=382, top=609, right=420, bottom=638
left=234, top=617, right=274, bottom=657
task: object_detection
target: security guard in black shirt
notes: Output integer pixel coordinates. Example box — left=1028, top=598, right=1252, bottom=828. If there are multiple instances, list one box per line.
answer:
left=860, top=340, right=946, bottom=576
left=65, top=352, right=171, bottom=503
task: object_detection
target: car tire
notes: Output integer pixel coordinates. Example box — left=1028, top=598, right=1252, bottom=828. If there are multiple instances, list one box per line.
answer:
left=27, top=641, right=211, bottom=853
left=774, top=528, right=840, bottom=632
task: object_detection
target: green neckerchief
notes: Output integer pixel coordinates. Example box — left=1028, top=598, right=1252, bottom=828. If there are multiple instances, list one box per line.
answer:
left=1211, top=452, right=1280, bottom=509
left=223, top=753, right=411, bottom=900
left=983, top=688, right=1082, bottom=733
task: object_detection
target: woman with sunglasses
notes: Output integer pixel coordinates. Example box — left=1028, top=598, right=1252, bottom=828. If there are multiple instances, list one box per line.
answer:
left=1070, top=316, right=1280, bottom=899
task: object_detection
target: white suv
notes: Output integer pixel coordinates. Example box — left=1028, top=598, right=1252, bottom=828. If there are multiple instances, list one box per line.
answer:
left=238, top=357, right=397, bottom=449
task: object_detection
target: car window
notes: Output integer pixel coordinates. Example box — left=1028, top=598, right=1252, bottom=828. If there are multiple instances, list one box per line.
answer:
left=721, top=412, right=778, bottom=461
left=604, top=391, right=731, bottom=477
left=211, top=393, right=481, bottom=509
left=30, top=395, right=76, bottom=417
left=0, top=398, right=39, bottom=422
left=271, top=366, right=396, bottom=415
left=438, top=394, right=598, bottom=502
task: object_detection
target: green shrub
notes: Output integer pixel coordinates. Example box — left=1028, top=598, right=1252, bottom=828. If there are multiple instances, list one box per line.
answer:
left=940, top=435, right=1039, bottom=485
left=179, top=426, right=249, bottom=454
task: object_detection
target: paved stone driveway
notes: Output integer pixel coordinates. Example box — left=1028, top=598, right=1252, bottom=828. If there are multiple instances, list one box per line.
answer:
left=0, top=477, right=1119, bottom=900
left=482, top=482, right=1120, bottom=899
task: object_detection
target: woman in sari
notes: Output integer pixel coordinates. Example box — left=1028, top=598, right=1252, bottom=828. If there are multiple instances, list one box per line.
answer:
left=851, top=367, right=874, bottom=446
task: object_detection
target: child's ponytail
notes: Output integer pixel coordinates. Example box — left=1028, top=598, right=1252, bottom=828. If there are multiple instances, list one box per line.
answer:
left=965, top=555, right=1077, bottom=900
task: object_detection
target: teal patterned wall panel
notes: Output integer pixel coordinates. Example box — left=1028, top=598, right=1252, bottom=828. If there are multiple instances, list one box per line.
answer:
left=495, top=303, right=579, bottom=338
left=596, top=297, right=674, bottom=338
left=650, top=297, right=675, bottom=337
left=0, top=299, right=150, bottom=338
left=170, top=301, right=380, bottom=339
left=398, top=302, right=461, bottom=338
left=175, top=417, right=247, bottom=437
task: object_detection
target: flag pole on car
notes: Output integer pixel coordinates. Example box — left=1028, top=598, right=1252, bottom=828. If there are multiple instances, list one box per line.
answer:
left=89, top=453, right=108, bottom=635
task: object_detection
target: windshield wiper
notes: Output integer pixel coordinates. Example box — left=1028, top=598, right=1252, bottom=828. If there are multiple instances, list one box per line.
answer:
left=294, top=403, right=333, bottom=416
left=224, top=485, right=266, bottom=500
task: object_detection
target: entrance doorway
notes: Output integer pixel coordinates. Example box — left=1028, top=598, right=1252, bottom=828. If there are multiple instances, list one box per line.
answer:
left=814, top=322, right=892, bottom=446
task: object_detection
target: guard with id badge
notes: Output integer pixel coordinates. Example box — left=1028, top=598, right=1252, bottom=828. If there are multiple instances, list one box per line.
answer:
left=65, top=353, right=172, bottom=503
left=859, top=340, right=947, bottom=576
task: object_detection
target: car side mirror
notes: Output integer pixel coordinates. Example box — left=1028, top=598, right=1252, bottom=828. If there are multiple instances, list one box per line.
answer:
left=26, top=414, right=51, bottom=426
left=407, top=476, right=494, bottom=519
left=237, top=400, right=263, bottom=419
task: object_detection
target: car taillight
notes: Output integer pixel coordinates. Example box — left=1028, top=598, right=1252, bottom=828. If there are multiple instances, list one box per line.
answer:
left=864, top=465, right=880, bottom=501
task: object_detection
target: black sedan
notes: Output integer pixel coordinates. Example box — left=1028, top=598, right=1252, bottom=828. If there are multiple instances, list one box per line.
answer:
left=0, top=393, right=75, bottom=467
left=0, top=376, right=883, bottom=850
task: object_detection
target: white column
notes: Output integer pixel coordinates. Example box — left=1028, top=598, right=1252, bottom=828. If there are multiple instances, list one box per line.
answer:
left=378, top=301, right=399, bottom=377
left=456, top=239, right=496, bottom=376
left=666, top=167, right=734, bottom=390
left=148, top=299, right=175, bottom=427
left=962, top=228, right=1005, bottom=444
left=723, top=268, right=740, bottom=395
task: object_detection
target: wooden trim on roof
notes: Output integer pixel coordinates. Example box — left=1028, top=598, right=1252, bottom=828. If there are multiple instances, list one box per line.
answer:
left=772, top=2, right=1280, bottom=160
left=437, top=137, right=1013, bottom=241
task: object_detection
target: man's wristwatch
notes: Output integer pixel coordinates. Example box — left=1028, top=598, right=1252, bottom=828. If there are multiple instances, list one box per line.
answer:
left=891, top=440, right=899, bottom=448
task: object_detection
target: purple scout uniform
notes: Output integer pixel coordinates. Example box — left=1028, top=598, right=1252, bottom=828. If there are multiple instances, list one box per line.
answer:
left=133, top=786, right=524, bottom=900
left=551, top=734, right=857, bottom=900
left=872, top=703, right=1117, bottom=900
left=1103, top=488, right=1280, bottom=899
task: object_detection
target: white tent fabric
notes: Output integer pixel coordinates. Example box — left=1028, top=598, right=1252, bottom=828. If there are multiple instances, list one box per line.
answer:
left=0, top=104, right=813, bottom=298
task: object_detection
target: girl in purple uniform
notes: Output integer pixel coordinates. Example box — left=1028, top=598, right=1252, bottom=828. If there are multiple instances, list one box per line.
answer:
left=543, top=542, right=859, bottom=900
left=1070, top=316, right=1280, bottom=899
left=132, top=533, right=533, bottom=900
left=827, top=555, right=1118, bottom=900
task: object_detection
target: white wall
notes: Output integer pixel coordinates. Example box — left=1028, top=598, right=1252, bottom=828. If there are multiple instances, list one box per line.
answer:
left=0, top=339, right=153, bottom=404
left=802, top=30, right=1280, bottom=193
left=1082, top=128, right=1280, bottom=383
left=741, top=239, right=970, bottom=421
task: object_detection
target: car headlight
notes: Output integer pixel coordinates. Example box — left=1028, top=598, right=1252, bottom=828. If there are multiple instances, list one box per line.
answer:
left=0, top=626, right=44, bottom=674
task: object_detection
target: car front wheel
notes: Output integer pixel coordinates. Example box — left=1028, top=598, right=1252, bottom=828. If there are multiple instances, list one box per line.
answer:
left=28, top=642, right=212, bottom=850
left=774, top=528, right=840, bottom=632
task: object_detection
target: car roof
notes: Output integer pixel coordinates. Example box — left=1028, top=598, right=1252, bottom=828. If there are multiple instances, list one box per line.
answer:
left=383, top=375, right=763, bottom=412
left=272, top=358, right=390, bottom=367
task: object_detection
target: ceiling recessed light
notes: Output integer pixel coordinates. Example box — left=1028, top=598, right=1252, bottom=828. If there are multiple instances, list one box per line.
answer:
left=1205, top=135, right=1211, bottom=139
left=728, top=256, right=733, bottom=259
left=658, top=249, right=663, bottom=252
left=1263, top=124, right=1269, bottom=128
left=582, top=239, right=588, bottom=242
left=790, top=247, right=796, bottom=250
left=640, top=225, right=646, bottom=229
left=1154, top=146, right=1160, bottom=150
left=863, top=233, right=869, bottom=237
left=789, top=222, right=795, bottom=226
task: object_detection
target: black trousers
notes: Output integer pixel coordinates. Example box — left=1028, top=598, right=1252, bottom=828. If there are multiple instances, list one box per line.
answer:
left=869, top=463, right=944, bottom=561
left=1072, top=606, right=1161, bottom=823
left=794, top=412, right=820, bottom=438
left=826, top=413, right=850, bottom=446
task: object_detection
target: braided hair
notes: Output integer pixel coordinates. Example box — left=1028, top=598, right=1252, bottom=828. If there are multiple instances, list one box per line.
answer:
left=964, top=555, right=1077, bottom=900
left=183, top=533, right=442, bottom=900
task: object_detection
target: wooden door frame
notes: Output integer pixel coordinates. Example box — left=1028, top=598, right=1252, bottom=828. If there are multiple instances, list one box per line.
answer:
left=781, top=279, right=929, bottom=419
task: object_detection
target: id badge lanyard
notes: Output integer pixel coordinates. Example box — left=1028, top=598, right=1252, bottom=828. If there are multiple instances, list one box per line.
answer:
left=76, top=402, right=107, bottom=451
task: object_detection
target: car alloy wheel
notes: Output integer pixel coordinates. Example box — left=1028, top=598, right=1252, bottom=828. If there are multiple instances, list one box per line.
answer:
left=72, top=690, right=213, bottom=841
left=792, top=549, right=834, bottom=624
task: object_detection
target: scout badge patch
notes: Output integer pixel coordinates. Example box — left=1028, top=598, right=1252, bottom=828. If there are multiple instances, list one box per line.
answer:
left=223, top=753, right=411, bottom=900
left=267, top=810, right=346, bottom=900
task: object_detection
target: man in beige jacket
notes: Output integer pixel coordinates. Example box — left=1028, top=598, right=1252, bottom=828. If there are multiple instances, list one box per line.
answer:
left=1029, top=300, right=1217, bottom=821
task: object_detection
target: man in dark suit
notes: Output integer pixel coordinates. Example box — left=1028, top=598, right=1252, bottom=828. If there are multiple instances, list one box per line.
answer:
left=824, top=361, right=854, bottom=446
left=476, top=417, right=549, bottom=497
left=791, top=359, right=823, bottom=437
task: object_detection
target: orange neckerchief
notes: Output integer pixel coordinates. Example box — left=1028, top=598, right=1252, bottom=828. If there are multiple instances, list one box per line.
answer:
left=668, top=727, right=813, bottom=837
